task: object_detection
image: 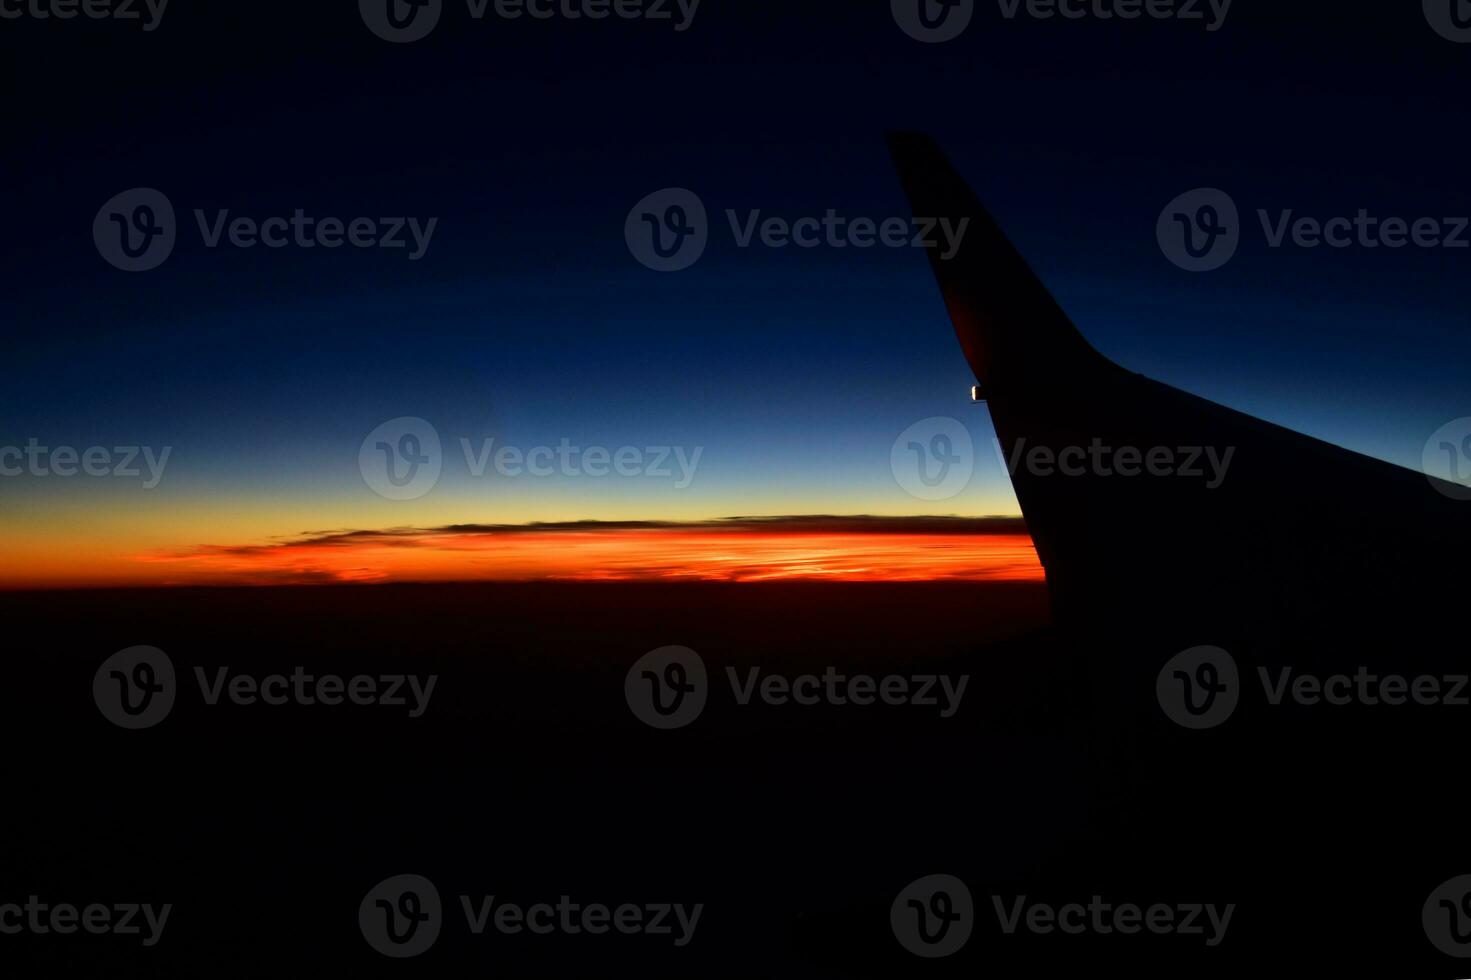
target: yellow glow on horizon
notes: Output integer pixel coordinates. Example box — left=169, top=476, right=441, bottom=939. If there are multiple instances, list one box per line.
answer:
left=0, top=480, right=1026, bottom=589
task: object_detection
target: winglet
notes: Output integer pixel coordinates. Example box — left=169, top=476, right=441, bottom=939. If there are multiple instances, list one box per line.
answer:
left=885, top=132, right=1117, bottom=398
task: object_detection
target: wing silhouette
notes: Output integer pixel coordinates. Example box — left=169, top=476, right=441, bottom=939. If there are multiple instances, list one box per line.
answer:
left=887, top=132, right=1466, bottom=660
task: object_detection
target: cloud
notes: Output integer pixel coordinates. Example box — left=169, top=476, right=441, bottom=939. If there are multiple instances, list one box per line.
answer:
left=136, top=515, right=1039, bottom=586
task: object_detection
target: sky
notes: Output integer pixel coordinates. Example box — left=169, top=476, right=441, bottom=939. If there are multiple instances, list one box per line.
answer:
left=1, top=1, right=1468, bottom=586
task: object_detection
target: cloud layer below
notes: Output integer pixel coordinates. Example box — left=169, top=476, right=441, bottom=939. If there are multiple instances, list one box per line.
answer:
left=133, top=516, right=1042, bottom=586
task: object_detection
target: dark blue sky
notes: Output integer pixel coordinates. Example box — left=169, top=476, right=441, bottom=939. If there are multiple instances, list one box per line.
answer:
left=3, top=1, right=1468, bottom=527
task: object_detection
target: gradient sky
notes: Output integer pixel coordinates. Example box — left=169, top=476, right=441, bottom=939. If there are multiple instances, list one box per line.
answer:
left=2, top=2, right=1468, bottom=586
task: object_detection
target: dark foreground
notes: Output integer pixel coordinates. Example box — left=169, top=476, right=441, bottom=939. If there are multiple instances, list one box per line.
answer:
left=0, top=581, right=1462, bottom=975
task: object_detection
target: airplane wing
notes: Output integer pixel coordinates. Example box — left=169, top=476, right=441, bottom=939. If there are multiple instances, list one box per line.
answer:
left=886, top=132, right=1467, bottom=660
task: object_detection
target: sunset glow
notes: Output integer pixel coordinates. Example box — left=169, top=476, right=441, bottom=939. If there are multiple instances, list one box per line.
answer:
left=122, top=523, right=1044, bottom=587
